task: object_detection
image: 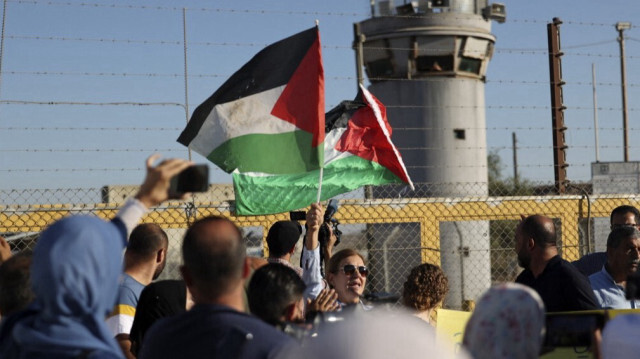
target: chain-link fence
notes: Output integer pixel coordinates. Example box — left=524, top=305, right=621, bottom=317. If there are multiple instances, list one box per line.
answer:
left=3, top=182, right=639, bottom=309
left=1, top=1, right=640, bottom=313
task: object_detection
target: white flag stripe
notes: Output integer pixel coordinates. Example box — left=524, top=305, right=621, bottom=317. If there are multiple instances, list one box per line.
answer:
left=189, top=85, right=298, bottom=157
left=359, top=84, right=414, bottom=190
left=323, top=127, right=350, bottom=163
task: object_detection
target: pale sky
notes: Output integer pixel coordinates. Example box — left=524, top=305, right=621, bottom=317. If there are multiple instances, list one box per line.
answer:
left=0, top=0, right=638, bottom=194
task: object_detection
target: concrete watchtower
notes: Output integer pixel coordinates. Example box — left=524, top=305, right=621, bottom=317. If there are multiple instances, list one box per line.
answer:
left=356, top=0, right=505, bottom=308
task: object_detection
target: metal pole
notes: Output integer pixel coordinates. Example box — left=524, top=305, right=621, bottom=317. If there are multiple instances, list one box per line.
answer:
left=0, top=0, right=8, bottom=102
left=353, top=23, right=372, bottom=198
left=183, top=8, right=192, bottom=161
left=547, top=18, right=568, bottom=194
left=512, top=132, right=518, bottom=187
left=353, top=23, right=365, bottom=88
left=616, top=22, right=631, bottom=162
left=592, top=63, right=600, bottom=162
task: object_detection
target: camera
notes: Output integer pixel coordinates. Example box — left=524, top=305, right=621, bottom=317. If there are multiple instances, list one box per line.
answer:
left=288, top=199, right=342, bottom=247
left=319, top=199, right=342, bottom=248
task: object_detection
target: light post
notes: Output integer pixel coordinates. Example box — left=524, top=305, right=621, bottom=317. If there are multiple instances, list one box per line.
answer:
left=616, top=22, right=631, bottom=161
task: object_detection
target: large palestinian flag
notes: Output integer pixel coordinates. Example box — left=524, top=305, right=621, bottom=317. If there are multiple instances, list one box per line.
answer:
left=233, top=85, right=414, bottom=215
left=177, top=27, right=324, bottom=175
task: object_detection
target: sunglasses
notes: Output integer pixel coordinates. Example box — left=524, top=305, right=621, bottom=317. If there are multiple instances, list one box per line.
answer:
left=340, top=264, right=368, bottom=277
left=611, top=224, right=640, bottom=230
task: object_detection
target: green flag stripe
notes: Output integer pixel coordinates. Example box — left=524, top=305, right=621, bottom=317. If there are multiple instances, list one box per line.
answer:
left=207, top=130, right=322, bottom=175
left=233, top=155, right=403, bottom=215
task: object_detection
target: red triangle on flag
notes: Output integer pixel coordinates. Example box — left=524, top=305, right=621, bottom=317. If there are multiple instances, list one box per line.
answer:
left=271, top=29, right=325, bottom=147
left=334, top=87, right=413, bottom=188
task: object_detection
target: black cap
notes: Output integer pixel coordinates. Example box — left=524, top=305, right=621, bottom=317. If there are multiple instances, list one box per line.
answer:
left=266, top=221, right=302, bottom=257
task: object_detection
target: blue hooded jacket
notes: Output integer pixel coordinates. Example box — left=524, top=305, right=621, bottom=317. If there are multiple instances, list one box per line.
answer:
left=0, top=215, right=127, bottom=359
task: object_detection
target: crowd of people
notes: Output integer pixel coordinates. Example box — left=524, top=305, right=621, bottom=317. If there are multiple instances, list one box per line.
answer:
left=0, top=155, right=639, bottom=359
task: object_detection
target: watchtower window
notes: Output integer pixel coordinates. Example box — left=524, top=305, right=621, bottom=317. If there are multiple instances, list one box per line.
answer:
left=366, top=58, right=395, bottom=80
left=415, top=55, right=453, bottom=72
left=459, top=57, right=482, bottom=74
left=453, top=129, right=466, bottom=140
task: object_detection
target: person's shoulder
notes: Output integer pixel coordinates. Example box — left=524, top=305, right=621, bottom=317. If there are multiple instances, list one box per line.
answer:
left=226, top=309, right=292, bottom=336
left=220, top=309, right=295, bottom=350
left=141, top=307, right=294, bottom=359
left=588, top=268, right=606, bottom=283
left=515, top=269, right=532, bottom=284
left=86, top=350, right=123, bottom=359
left=557, top=261, right=594, bottom=292
left=145, top=309, right=186, bottom=336
left=117, top=275, right=144, bottom=303
left=121, top=274, right=145, bottom=294
left=137, top=311, right=186, bottom=358
left=558, top=257, right=591, bottom=280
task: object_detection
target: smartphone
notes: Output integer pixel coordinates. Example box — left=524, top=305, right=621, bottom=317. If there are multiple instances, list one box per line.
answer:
left=290, top=211, right=306, bottom=221
left=169, top=164, right=209, bottom=194
left=543, top=312, right=604, bottom=347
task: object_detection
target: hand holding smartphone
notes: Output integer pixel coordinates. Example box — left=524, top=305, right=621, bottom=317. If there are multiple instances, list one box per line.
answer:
left=169, top=164, right=210, bottom=195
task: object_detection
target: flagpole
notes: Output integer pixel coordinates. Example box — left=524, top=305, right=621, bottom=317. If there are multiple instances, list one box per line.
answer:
left=316, top=167, right=324, bottom=203
left=315, top=18, right=323, bottom=204
left=182, top=7, right=192, bottom=162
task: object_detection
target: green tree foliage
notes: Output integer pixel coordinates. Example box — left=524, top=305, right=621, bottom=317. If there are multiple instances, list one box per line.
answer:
left=487, top=150, right=535, bottom=197
left=487, top=150, right=534, bottom=282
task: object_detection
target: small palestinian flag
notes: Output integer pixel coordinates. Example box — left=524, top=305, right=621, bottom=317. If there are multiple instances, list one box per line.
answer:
left=177, top=27, right=324, bottom=176
left=233, top=85, right=414, bottom=215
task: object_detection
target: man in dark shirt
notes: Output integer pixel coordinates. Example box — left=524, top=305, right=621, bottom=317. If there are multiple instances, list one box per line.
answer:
left=515, top=215, right=599, bottom=312
left=139, top=216, right=294, bottom=359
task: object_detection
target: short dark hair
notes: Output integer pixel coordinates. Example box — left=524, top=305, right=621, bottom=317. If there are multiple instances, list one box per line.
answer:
left=402, top=263, right=449, bottom=312
left=182, top=216, right=245, bottom=299
left=127, top=223, right=168, bottom=259
left=607, top=226, right=640, bottom=249
left=0, top=251, right=35, bottom=316
left=610, top=205, right=640, bottom=225
left=248, top=263, right=305, bottom=326
left=520, top=215, right=557, bottom=247
left=327, top=248, right=365, bottom=274
left=266, top=221, right=302, bottom=258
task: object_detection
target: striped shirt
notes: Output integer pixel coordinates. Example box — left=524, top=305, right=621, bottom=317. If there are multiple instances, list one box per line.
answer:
left=106, top=273, right=145, bottom=336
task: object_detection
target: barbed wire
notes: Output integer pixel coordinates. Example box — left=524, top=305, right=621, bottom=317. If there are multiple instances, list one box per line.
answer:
left=0, top=148, right=182, bottom=152
left=6, top=0, right=635, bottom=29
left=382, top=104, right=636, bottom=111
left=2, top=70, right=195, bottom=78
left=5, top=70, right=640, bottom=88
left=0, top=100, right=636, bottom=112
left=1, top=98, right=637, bottom=114
left=1, top=126, right=637, bottom=132
left=7, top=0, right=364, bottom=16
left=0, top=126, right=183, bottom=131
left=402, top=163, right=588, bottom=169
left=3, top=144, right=638, bottom=153
left=6, top=35, right=635, bottom=59
left=0, top=167, right=146, bottom=172
left=0, top=100, right=185, bottom=107
left=0, top=71, right=353, bottom=83
left=0, top=163, right=590, bottom=173
left=562, top=39, right=618, bottom=49
left=488, top=144, right=640, bottom=151
left=397, top=145, right=639, bottom=151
